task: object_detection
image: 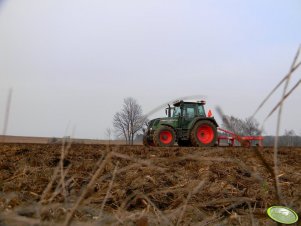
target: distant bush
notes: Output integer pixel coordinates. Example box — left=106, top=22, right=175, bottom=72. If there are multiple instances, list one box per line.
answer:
left=48, top=137, right=59, bottom=143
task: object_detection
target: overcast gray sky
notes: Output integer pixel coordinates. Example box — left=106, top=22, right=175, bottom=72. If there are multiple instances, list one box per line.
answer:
left=1, top=0, right=301, bottom=139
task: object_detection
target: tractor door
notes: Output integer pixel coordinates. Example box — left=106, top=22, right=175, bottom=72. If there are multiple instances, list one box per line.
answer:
left=181, top=104, right=196, bottom=130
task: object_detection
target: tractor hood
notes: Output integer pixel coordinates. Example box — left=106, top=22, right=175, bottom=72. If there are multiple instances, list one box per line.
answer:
left=158, top=118, right=178, bottom=123
left=148, top=117, right=177, bottom=129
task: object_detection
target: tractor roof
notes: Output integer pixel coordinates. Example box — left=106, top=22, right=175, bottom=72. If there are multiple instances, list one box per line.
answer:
left=173, top=100, right=206, bottom=106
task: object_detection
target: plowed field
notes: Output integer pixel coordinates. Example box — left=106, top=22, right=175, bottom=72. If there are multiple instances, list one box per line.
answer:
left=0, top=143, right=300, bottom=225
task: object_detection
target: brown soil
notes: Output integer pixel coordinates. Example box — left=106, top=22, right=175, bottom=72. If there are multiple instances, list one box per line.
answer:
left=0, top=143, right=300, bottom=226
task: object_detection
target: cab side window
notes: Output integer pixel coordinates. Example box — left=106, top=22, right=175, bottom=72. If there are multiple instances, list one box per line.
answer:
left=173, top=107, right=181, bottom=117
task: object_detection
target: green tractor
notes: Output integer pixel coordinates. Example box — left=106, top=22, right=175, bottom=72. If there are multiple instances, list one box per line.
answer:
left=143, top=100, right=218, bottom=147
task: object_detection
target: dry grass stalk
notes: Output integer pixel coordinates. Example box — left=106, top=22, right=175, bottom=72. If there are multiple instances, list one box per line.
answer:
left=98, top=161, right=119, bottom=220
left=48, top=166, right=72, bottom=203
left=252, top=46, right=301, bottom=118
left=137, top=194, right=172, bottom=226
left=38, top=136, right=73, bottom=223
left=0, top=211, right=40, bottom=225
left=113, top=191, right=171, bottom=225
left=247, top=201, right=256, bottom=226
left=97, top=162, right=143, bottom=182
left=220, top=45, right=301, bottom=207
left=263, top=79, right=301, bottom=122
left=176, top=180, right=205, bottom=226
left=1, top=88, right=12, bottom=143
left=60, top=138, right=72, bottom=203
left=272, top=45, right=301, bottom=205
left=110, top=151, right=165, bottom=172
left=39, top=138, right=72, bottom=204
left=178, top=153, right=265, bottom=184
left=63, top=151, right=112, bottom=226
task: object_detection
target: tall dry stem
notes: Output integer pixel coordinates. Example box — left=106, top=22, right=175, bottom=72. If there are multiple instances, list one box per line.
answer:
left=176, top=180, right=205, bottom=226
left=63, top=151, right=111, bottom=226
left=252, top=48, right=301, bottom=118
left=38, top=136, right=72, bottom=219
left=1, top=88, right=12, bottom=142
left=272, top=45, right=300, bottom=204
left=59, top=137, right=73, bottom=202
left=98, top=161, right=119, bottom=220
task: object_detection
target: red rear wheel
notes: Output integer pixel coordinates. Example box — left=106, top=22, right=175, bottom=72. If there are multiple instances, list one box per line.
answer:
left=196, top=125, right=214, bottom=144
left=190, top=120, right=217, bottom=147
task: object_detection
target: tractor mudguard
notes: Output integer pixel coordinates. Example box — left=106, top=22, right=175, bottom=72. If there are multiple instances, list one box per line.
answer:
left=190, top=117, right=219, bottom=129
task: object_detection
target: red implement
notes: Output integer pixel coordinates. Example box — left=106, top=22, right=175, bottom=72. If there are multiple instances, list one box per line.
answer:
left=217, top=128, right=263, bottom=147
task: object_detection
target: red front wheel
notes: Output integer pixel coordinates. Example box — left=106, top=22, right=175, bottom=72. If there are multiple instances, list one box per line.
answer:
left=154, top=126, right=175, bottom=147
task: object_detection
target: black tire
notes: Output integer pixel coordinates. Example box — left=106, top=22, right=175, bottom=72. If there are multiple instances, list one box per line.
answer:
left=143, top=135, right=149, bottom=146
left=242, top=140, right=251, bottom=148
left=177, top=139, right=191, bottom=147
left=143, top=135, right=154, bottom=146
left=153, top=126, right=175, bottom=147
left=190, top=120, right=217, bottom=147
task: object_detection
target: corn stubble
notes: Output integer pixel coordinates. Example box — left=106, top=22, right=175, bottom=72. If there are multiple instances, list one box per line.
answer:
left=0, top=143, right=300, bottom=226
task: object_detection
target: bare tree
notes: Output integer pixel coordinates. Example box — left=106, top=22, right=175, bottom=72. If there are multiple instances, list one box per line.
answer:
left=283, top=129, right=296, bottom=147
left=222, top=115, right=261, bottom=136
left=243, top=117, right=261, bottom=136
left=113, top=97, right=144, bottom=145
left=105, top=128, right=112, bottom=145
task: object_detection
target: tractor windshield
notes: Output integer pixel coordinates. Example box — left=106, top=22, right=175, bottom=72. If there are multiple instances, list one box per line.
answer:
left=172, top=106, right=181, bottom=117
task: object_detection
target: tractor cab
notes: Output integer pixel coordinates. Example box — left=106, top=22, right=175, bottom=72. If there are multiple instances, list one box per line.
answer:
left=165, top=100, right=207, bottom=118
